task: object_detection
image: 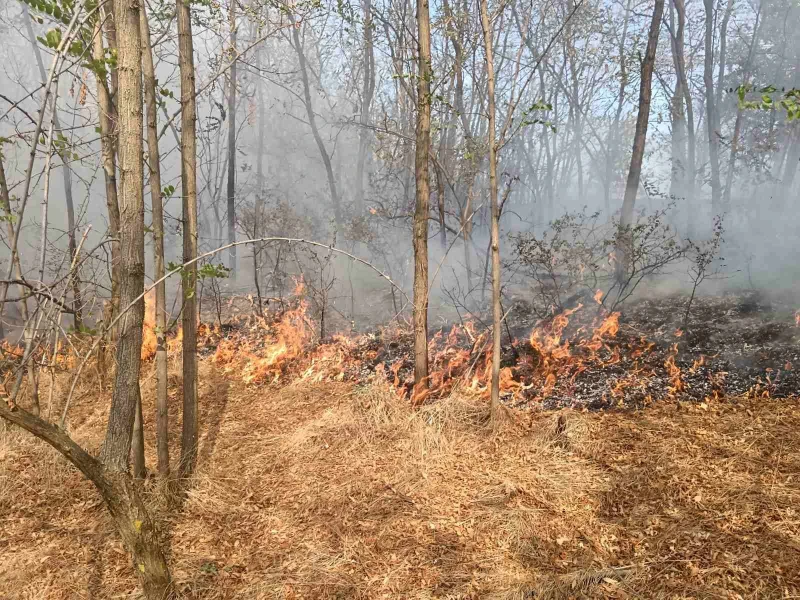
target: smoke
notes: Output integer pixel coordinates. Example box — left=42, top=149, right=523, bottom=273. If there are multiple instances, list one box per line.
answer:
left=0, top=0, right=799, bottom=335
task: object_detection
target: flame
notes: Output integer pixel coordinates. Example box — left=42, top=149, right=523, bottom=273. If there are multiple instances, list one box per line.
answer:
left=665, top=343, right=684, bottom=395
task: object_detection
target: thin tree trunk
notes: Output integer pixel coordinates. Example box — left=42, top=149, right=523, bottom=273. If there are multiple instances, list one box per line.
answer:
left=605, top=0, right=632, bottom=218
left=100, top=0, right=146, bottom=473
left=412, top=0, right=432, bottom=393
left=93, top=17, right=122, bottom=329
left=253, top=42, right=266, bottom=318
left=479, top=0, right=501, bottom=416
left=672, top=0, right=696, bottom=236
left=177, top=0, right=199, bottom=480
left=668, top=0, right=687, bottom=206
left=617, top=0, right=664, bottom=278
left=140, top=1, right=169, bottom=477
left=226, top=0, right=237, bottom=275
left=23, top=7, right=83, bottom=329
left=703, top=0, right=722, bottom=215
left=355, top=0, right=375, bottom=215
left=289, top=16, right=342, bottom=226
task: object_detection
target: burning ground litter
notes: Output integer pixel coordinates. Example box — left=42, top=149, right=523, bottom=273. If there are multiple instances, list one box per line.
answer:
left=186, top=288, right=800, bottom=410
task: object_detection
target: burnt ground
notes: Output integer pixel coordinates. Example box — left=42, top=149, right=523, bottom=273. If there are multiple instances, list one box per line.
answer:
left=345, top=291, right=800, bottom=409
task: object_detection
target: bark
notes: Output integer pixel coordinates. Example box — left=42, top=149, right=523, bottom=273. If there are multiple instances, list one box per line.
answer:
left=672, top=0, right=696, bottom=236
left=226, top=0, right=237, bottom=275
left=0, top=402, right=173, bottom=598
left=289, top=16, right=342, bottom=226
left=140, top=2, right=169, bottom=477
left=355, top=0, right=375, bottom=215
left=617, top=0, right=664, bottom=278
left=412, top=0, right=432, bottom=392
left=100, top=0, right=146, bottom=473
left=668, top=0, right=687, bottom=204
left=93, top=17, right=122, bottom=327
left=479, top=0, right=501, bottom=415
left=131, top=395, right=145, bottom=479
left=702, top=0, right=722, bottom=215
left=23, top=6, right=82, bottom=329
left=177, top=0, right=199, bottom=480
left=253, top=42, right=266, bottom=318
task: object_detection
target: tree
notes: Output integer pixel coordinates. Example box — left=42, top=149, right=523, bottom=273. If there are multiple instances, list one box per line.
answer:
left=226, top=0, right=238, bottom=275
left=141, top=0, right=170, bottom=477
left=289, top=12, right=343, bottom=226
left=478, top=0, right=501, bottom=415
left=355, top=0, right=375, bottom=216
left=178, top=0, right=200, bottom=480
left=703, top=0, right=722, bottom=215
left=617, top=0, right=665, bottom=280
left=100, top=0, right=147, bottom=475
left=412, top=0, right=432, bottom=395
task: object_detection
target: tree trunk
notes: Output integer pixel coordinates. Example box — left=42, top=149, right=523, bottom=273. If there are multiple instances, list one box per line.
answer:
left=140, top=2, right=169, bottom=478
left=668, top=0, right=687, bottom=207
left=289, top=16, right=342, bottom=226
left=479, top=0, right=501, bottom=416
left=100, top=0, right=146, bottom=473
left=0, top=402, right=173, bottom=598
left=412, top=0, right=432, bottom=393
left=253, top=41, right=266, bottom=318
left=355, top=0, right=375, bottom=216
left=703, top=0, right=722, bottom=216
left=617, top=0, right=664, bottom=278
left=226, top=0, right=237, bottom=275
left=93, top=16, right=122, bottom=330
left=177, top=0, right=199, bottom=480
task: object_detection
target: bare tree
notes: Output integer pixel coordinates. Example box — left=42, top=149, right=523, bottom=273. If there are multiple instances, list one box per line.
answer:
left=355, top=0, right=375, bottom=215
left=227, top=0, right=238, bottom=275
left=289, top=14, right=343, bottom=226
left=141, top=0, right=170, bottom=477
left=703, top=0, right=722, bottom=215
left=617, top=0, right=665, bottom=279
left=178, top=0, right=200, bottom=480
left=479, top=0, right=501, bottom=415
left=412, top=0, right=432, bottom=393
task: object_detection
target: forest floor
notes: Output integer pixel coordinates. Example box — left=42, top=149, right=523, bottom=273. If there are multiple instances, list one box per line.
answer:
left=1, top=357, right=800, bottom=599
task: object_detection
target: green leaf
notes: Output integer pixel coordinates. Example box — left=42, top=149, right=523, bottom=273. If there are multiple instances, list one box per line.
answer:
left=45, top=28, right=62, bottom=49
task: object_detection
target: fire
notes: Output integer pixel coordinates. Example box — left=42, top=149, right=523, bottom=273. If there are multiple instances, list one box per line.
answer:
left=665, top=343, right=684, bottom=395
left=201, top=281, right=702, bottom=409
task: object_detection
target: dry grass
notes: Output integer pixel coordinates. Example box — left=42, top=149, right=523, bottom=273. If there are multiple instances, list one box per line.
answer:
left=1, top=362, right=800, bottom=599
